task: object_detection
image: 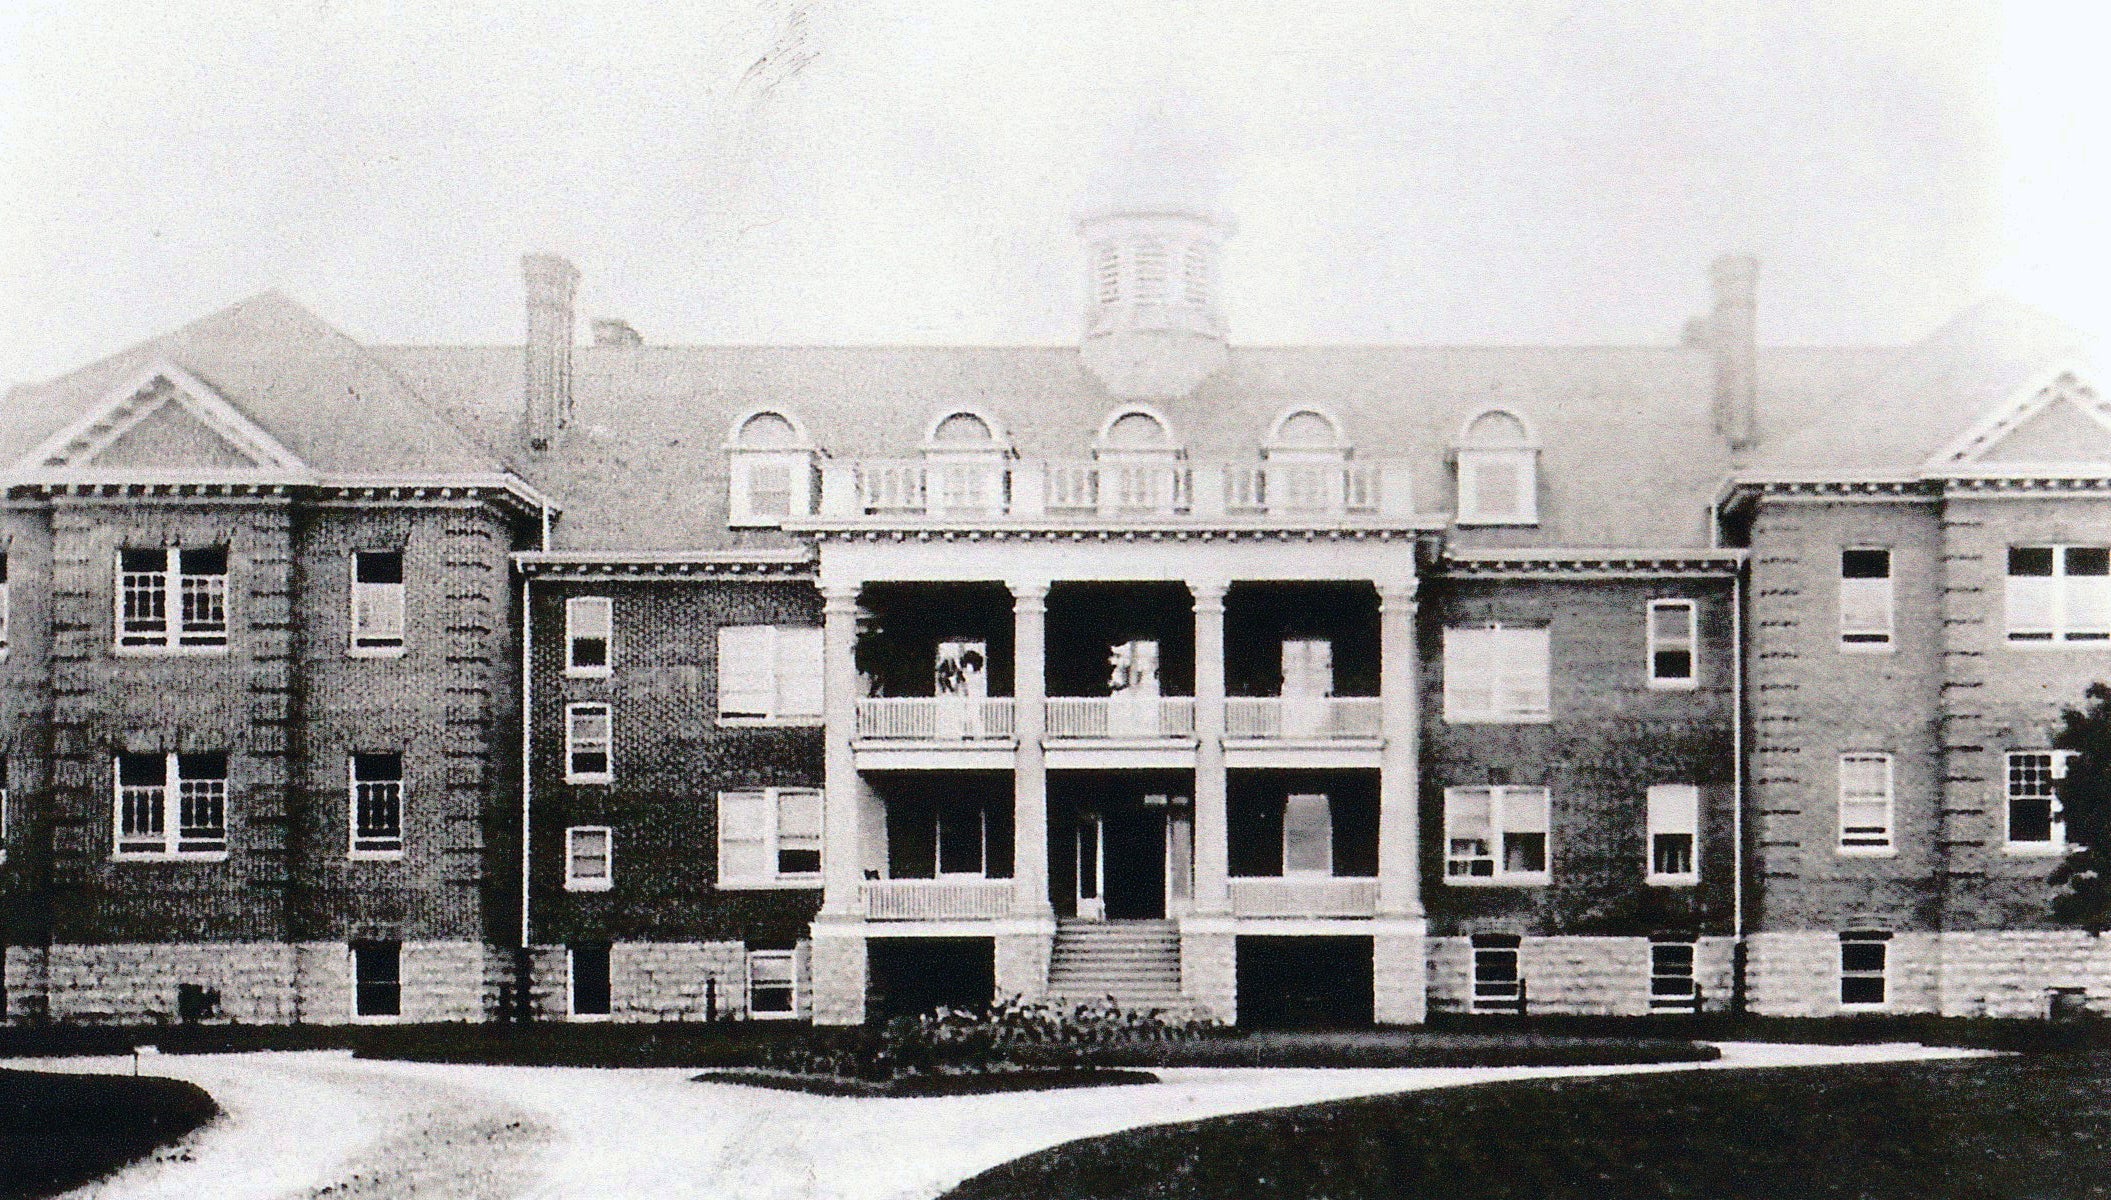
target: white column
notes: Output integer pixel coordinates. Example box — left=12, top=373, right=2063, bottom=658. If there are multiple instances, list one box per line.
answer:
left=820, top=584, right=864, bottom=918
left=1377, top=578, right=1423, bottom=918
left=1011, top=581, right=1053, bottom=916
left=1191, top=580, right=1230, bottom=915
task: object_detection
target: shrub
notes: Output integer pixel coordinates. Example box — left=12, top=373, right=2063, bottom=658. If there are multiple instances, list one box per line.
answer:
left=753, top=995, right=1212, bottom=1082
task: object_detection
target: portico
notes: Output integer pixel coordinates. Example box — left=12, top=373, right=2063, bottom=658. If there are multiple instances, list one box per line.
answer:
left=803, top=527, right=1437, bottom=1025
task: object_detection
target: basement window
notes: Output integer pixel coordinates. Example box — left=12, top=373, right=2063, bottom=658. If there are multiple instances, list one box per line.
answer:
left=1839, top=931, right=1889, bottom=1008
left=748, top=949, right=798, bottom=1019
left=569, top=943, right=612, bottom=1019
left=351, top=940, right=401, bottom=1019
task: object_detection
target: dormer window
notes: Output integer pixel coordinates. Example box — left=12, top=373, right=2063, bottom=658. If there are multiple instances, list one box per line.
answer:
left=726, top=409, right=816, bottom=527
left=1454, top=408, right=1539, bottom=526
left=922, top=408, right=1010, bottom=516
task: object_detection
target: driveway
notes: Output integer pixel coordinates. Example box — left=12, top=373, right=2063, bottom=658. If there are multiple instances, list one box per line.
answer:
left=13, top=1041, right=1989, bottom=1200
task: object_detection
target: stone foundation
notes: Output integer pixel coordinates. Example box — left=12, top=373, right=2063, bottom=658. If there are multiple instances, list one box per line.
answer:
left=1749, top=929, right=2111, bottom=1018
left=808, top=928, right=868, bottom=1026
left=1178, top=924, right=1236, bottom=1023
left=604, top=941, right=748, bottom=1021
left=994, top=931, right=1053, bottom=1003
left=1372, top=927, right=1428, bottom=1025
left=1427, top=935, right=1738, bottom=1016
left=5, top=941, right=492, bottom=1024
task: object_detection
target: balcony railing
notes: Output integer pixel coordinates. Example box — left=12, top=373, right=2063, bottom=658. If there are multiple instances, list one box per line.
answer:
left=1044, top=697, right=1197, bottom=740
left=820, top=457, right=1414, bottom=521
left=856, top=698, right=1017, bottom=741
left=1223, top=697, right=1384, bottom=740
left=1228, top=876, right=1380, bottom=917
left=861, top=879, right=1016, bottom=920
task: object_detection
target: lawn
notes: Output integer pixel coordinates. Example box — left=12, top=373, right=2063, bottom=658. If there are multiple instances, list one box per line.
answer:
left=945, top=1049, right=2111, bottom=1200
left=0, top=1068, right=218, bottom=1200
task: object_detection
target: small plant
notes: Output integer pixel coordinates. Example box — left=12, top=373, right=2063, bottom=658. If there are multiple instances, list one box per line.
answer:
left=751, top=996, right=1212, bottom=1082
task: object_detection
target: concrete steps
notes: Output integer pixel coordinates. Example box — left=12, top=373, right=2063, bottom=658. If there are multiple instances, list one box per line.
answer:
left=1045, top=918, right=1184, bottom=1009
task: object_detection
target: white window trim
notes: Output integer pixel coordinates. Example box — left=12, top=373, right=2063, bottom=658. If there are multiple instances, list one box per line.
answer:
left=1442, top=625, right=1552, bottom=724
left=348, top=942, right=403, bottom=1024
left=347, top=551, right=406, bottom=658
left=1454, top=447, right=1540, bottom=526
left=934, top=802, right=991, bottom=881
left=2003, top=749, right=2075, bottom=856
left=727, top=450, right=815, bottom=528
left=1837, top=752, right=1897, bottom=857
left=1839, top=547, right=1895, bottom=654
left=565, top=596, right=614, bottom=678
left=2006, top=545, right=2111, bottom=648
left=113, top=546, right=230, bottom=656
left=1648, top=941, right=1700, bottom=1009
left=1443, top=785, right=1552, bottom=886
left=716, top=787, right=826, bottom=890
left=1838, top=932, right=1890, bottom=1011
left=564, top=702, right=614, bottom=784
left=347, top=752, right=405, bottom=860
left=565, top=825, right=614, bottom=892
left=567, top=944, right=612, bottom=1021
left=112, top=752, right=229, bottom=861
left=1645, top=599, right=1699, bottom=690
left=1645, top=784, right=1701, bottom=886
left=746, top=949, right=800, bottom=1019
left=716, top=625, right=825, bottom=726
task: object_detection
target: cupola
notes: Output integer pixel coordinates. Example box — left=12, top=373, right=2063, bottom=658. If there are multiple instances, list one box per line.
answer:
left=1076, top=208, right=1233, bottom=401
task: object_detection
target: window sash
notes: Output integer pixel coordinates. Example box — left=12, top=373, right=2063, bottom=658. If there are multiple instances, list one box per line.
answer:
left=718, top=789, right=824, bottom=885
left=566, top=827, right=612, bottom=888
left=748, top=949, right=798, bottom=1017
left=118, top=548, right=229, bottom=649
left=114, top=752, right=227, bottom=857
left=1838, top=754, right=1894, bottom=851
left=1647, top=784, right=1700, bottom=880
left=1647, top=600, right=1697, bottom=684
left=2006, top=750, right=2071, bottom=848
left=2008, top=546, right=2111, bottom=642
left=1446, top=786, right=1550, bottom=882
left=718, top=626, right=777, bottom=717
left=565, top=703, right=613, bottom=781
left=1839, top=578, right=1893, bottom=644
left=1650, top=943, right=1698, bottom=1001
left=566, top=597, right=613, bottom=674
left=1839, top=936, right=1888, bottom=1005
left=352, top=942, right=402, bottom=1018
left=350, top=581, right=405, bottom=648
left=1444, top=627, right=1550, bottom=722
left=350, top=753, right=404, bottom=854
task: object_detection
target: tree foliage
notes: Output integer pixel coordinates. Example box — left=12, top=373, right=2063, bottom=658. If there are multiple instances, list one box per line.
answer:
left=2051, top=682, right=2111, bottom=930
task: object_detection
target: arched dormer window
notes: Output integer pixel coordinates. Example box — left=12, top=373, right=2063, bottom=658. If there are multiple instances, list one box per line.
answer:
left=1259, top=406, right=1353, bottom=514
left=725, top=408, right=818, bottom=527
left=921, top=408, right=1011, bottom=515
left=1454, top=407, right=1539, bottom=526
left=1096, top=405, right=1178, bottom=456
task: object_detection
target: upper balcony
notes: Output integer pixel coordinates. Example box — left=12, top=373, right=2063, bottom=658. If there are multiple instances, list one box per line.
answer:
left=814, top=457, right=1416, bottom=524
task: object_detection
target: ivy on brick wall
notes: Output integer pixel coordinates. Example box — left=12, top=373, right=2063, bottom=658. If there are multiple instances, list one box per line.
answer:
left=2052, top=682, right=2111, bottom=931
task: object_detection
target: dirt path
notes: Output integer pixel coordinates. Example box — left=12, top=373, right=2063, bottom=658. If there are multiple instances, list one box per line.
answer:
left=10, top=1041, right=1991, bottom=1200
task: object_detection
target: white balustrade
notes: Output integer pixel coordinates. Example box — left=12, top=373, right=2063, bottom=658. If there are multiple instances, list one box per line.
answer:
left=828, top=457, right=1411, bottom=521
left=1223, top=697, right=1384, bottom=739
left=1044, top=696, right=1197, bottom=739
left=856, top=698, right=1016, bottom=741
left=1228, top=876, right=1380, bottom=917
left=862, top=879, right=1016, bottom=920
left=857, top=459, right=928, bottom=513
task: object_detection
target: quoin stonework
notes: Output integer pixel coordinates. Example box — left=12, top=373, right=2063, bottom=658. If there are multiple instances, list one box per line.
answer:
left=1, top=208, right=2106, bottom=1026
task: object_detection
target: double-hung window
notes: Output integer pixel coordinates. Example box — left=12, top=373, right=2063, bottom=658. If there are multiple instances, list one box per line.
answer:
left=349, top=752, right=404, bottom=857
left=1443, top=626, right=1551, bottom=723
left=351, top=941, right=401, bottom=1019
left=115, top=752, right=228, bottom=858
left=1839, top=931, right=1889, bottom=1007
left=569, top=943, right=612, bottom=1018
left=118, top=547, right=228, bottom=651
left=2006, top=750, right=2073, bottom=853
left=717, top=625, right=824, bottom=723
left=565, top=703, right=613, bottom=783
left=718, top=788, right=825, bottom=887
left=566, top=597, right=613, bottom=676
left=349, top=551, right=405, bottom=654
left=1646, top=600, right=1697, bottom=688
left=2007, top=546, right=2111, bottom=643
left=565, top=826, right=613, bottom=891
left=747, top=949, right=799, bottom=1018
left=0, top=550, right=11, bottom=657
left=1470, top=936, right=1526, bottom=1012
left=1649, top=942, right=1700, bottom=1011
left=1646, top=784, right=1700, bottom=884
left=1838, top=753, right=1894, bottom=854
left=1444, top=786, right=1550, bottom=884
left=1839, top=549, right=1893, bottom=650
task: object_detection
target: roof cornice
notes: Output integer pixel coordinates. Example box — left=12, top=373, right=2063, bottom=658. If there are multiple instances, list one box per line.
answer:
left=783, top=519, right=1445, bottom=544
left=1443, top=548, right=1746, bottom=578
left=6, top=470, right=555, bottom=520
left=513, top=548, right=814, bottom=580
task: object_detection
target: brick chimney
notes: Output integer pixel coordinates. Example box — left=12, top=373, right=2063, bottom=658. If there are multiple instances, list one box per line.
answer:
left=1705, top=255, right=1758, bottom=452
left=522, top=253, right=580, bottom=451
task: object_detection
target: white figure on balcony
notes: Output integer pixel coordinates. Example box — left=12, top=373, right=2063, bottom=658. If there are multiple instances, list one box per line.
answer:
left=1108, top=639, right=1162, bottom=736
left=1281, top=638, right=1333, bottom=738
left=934, top=639, right=987, bottom=739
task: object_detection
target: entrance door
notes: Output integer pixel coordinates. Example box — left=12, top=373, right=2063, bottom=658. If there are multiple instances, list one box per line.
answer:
left=1074, top=813, right=1104, bottom=920
left=1102, top=805, right=1167, bottom=919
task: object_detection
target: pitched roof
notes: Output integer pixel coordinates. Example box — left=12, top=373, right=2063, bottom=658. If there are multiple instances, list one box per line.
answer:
left=376, top=341, right=1896, bottom=553
left=1744, top=296, right=2098, bottom=478
left=0, top=292, right=507, bottom=476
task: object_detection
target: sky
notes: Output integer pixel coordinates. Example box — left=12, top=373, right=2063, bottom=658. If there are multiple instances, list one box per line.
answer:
left=0, top=1, right=2100, bottom=387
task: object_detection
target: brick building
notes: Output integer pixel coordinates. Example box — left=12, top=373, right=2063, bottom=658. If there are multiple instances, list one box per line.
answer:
left=0, top=212, right=2104, bottom=1025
